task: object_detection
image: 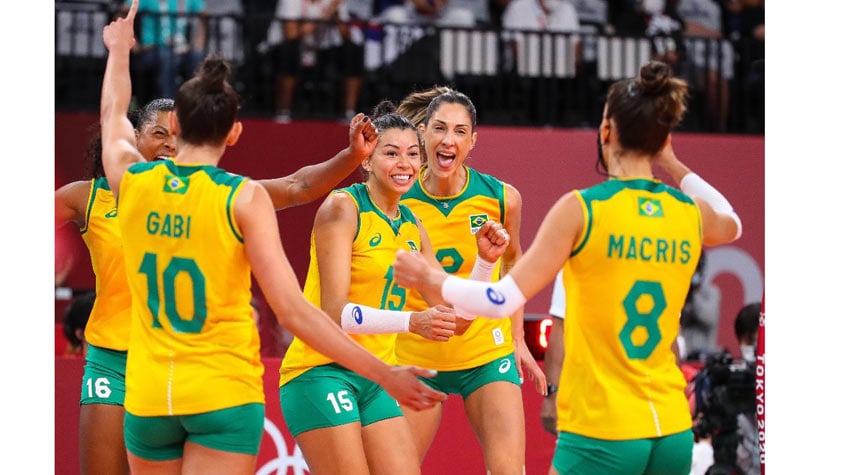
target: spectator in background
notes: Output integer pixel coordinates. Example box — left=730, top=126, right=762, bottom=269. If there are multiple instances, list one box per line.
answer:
left=501, top=0, right=581, bottom=124
left=734, top=302, right=759, bottom=366
left=738, top=0, right=763, bottom=133
left=732, top=301, right=762, bottom=475
left=571, top=0, right=608, bottom=126
left=62, top=291, right=96, bottom=356
left=676, top=0, right=734, bottom=132
left=541, top=270, right=565, bottom=435
left=128, top=0, right=207, bottom=100
left=264, top=0, right=364, bottom=123
left=379, top=0, right=478, bottom=27
left=643, top=0, right=687, bottom=77
left=501, top=0, right=581, bottom=74
left=204, top=0, right=245, bottom=66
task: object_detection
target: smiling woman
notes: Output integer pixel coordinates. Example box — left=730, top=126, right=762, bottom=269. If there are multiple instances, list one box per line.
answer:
left=276, top=101, right=461, bottom=474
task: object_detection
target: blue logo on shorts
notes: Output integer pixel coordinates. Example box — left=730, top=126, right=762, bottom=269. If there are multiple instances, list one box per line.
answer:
left=486, top=287, right=506, bottom=305
left=353, top=306, right=363, bottom=324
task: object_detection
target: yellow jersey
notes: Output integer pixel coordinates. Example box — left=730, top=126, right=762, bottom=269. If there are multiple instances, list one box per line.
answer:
left=118, top=160, right=264, bottom=416
left=396, top=165, right=514, bottom=371
left=280, top=183, right=423, bottom=386
left=80, top=177, right=131, bottom=351
left=558, top=178, right=702, bottom=439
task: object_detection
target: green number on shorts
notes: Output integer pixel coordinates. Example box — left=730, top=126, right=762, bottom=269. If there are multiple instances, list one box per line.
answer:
left=85, top=377, right=112, bottom=398
left=326, top=390, right=354, bottom=414
left=435, top=247, right=464, bottom=274
left=381, top=266, right=407, bottom=310
left=618, top=280, right=667, bottom=359
left=139, top=252, right=208, bottom=333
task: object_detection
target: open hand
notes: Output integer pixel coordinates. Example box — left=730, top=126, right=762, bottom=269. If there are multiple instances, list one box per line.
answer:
left=382, top=366, right=447, bottom=411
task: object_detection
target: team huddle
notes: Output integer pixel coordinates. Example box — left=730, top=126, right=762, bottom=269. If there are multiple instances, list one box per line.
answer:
left=54, top=1, right=743, bottom=474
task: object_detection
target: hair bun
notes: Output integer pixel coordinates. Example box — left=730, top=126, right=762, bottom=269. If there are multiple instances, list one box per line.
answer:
left=371, top=99, right=398, bottom=119
left=638, top=60, right=671, bottom=96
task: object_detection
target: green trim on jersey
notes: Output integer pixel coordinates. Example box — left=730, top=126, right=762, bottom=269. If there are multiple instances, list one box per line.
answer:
left=82, top=177, right=112, bottom=235
left=126, top=160, right=247, bottom=242
left=572, top=178, right=695, bottom=257
left=403, top=165, right=506, bottom=220
left=339, top=183, right=418, bottom=237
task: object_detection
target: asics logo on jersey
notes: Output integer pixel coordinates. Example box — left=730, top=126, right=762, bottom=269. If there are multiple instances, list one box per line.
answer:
left=352, top=306, right=363, bottom=324
left=407, top=240, right=419, bottom=252
left=369, top=233, right=382, bottom=246
left=105, top=208, right=118, bottom=218
left=638, top=197, right=664, bottom=217
left=486, top=287, right=506, bottom=305
left=469, top=214, right=489, bottom=234
left=498, top=358, right=511, bottom=374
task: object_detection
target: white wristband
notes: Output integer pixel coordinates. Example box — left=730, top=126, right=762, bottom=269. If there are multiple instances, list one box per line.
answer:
left=468, top=256, right=496, bottom=282
left=442, top=274, right=526, bottom=319
left=680, top=172, right=743, bottom=240
left=340, top=303, right=411, bottom=334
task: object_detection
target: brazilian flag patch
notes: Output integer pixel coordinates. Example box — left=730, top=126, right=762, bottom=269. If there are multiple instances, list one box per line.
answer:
left=469, top=214, right=489, bottom=234
left=638, top=197, right=664, bottom=217
left=164, top=174, right=189, bottom=194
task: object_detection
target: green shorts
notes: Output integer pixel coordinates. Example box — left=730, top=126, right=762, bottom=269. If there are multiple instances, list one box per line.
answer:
left=279, top=363, right=403, bottom=437
left=124, top=403, right=265, bottom=461
left=551, top=429, right=693, bottom=475
left=79, top=344, right=127, bottom=406
left=419, top=353, right=521, bottom=398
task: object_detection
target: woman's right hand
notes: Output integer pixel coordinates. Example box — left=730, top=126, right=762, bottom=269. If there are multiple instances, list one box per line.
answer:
left=409, top=304, right=456, bottom=341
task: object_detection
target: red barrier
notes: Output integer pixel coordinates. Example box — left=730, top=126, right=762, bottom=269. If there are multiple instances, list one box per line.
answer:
left=55, top=356, right=555, bottom=474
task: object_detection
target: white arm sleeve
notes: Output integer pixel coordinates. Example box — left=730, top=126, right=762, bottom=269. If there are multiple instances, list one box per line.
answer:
left=442, top=274, right=526, bottom=319
left=340, top=303, right=411, bottom=334
left=680, top=172, right=743, bottom=240
left=452, top=256, right=497, bottom=320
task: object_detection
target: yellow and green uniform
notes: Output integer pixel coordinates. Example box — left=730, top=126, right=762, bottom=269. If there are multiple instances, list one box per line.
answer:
left=558, top=178, right=702, bottom=439
left=117, top=160, right=264, bottom=416
left=396, top=165, right=513, bottom=371
left=80, top=177, right=131, bottom=351
left=280, top=183, right=422, bottom=386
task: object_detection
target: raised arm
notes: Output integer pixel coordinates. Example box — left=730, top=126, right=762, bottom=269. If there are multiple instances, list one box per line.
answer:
left=655, top=137, right=742, bottom=246
left=236, top=180, right=446, bottom=410
left=256, top=114, right=378, bottom=210
left=100, top=0, right=145, bottom=198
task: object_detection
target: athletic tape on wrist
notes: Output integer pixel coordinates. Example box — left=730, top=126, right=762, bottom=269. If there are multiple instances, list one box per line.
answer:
left=468, top=256, right=496, bottom=282
left=340, top=303, right=411, bottom=334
